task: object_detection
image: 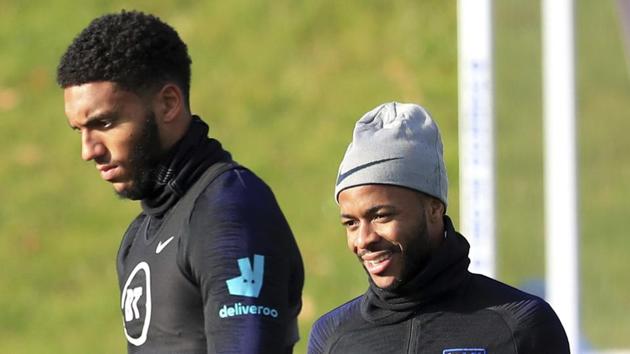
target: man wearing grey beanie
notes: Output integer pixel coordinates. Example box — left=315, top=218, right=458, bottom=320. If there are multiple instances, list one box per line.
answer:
left=308, top=102, right=569, bottom=354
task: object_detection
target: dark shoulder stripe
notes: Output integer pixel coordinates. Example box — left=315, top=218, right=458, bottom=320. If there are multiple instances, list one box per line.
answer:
left=309, top=296, right=363, bottom=354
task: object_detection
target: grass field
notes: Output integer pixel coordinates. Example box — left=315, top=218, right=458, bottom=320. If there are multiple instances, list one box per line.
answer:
left=0, top=0, right=628, bottom=352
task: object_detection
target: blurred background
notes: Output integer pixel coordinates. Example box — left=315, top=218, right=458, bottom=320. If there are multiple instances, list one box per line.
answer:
left=1, top=0, right=628, bottom=353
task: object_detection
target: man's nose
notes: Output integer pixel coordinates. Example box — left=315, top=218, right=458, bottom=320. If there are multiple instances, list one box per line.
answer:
left=81, top=130, right=105, bottom=161
left=354, top=222, right=380, bottom=250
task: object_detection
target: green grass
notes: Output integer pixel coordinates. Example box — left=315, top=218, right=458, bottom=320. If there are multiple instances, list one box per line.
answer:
left=0, top=0, right=628, bottom=352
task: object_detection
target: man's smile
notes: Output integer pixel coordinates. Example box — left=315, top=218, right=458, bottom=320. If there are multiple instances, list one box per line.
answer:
left=359, top=248, right=401, bottom=275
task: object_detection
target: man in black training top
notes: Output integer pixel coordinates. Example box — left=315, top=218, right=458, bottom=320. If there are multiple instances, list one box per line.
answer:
left=57, top=10, right=303, bottom=354
left=308, top=102, right=569, bottom=354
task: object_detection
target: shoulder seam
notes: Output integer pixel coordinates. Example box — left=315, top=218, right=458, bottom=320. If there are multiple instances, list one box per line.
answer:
left=486, top=305, right=520, bottom=354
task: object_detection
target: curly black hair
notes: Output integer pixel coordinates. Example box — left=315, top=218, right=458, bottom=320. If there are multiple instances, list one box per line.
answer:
left=57, top=10, right=192, bottom=106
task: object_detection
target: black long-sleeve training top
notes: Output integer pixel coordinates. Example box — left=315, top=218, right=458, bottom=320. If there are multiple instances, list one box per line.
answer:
left=308, top=217, right=569, bottom=354
left=117, top=117, right=303, bottom=353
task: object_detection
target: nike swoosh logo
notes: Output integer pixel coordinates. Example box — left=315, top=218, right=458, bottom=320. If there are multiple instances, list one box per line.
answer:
left=156, top=236, right=175, bottom=254
left=336, top=157, right=403, bottom=186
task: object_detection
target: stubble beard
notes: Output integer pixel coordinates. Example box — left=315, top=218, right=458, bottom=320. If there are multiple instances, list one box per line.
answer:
left=116, top=110, right=163, bottom=200
left=381, top=211, right=432, bottom=291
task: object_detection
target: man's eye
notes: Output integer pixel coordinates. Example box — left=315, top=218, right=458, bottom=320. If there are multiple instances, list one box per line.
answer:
left=100, top=120, right=113, bottom=128
left=342, top=220, right=357, bottom=228
left=373, top=213, right=391, bottom=221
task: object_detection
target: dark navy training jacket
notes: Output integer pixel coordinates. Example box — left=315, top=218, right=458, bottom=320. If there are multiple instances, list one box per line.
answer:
left=308, top=217, right=568, bottom=354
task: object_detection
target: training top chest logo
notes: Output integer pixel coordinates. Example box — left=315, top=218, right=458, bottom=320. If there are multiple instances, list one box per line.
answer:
left=226, top=254, right=264, bottom=298
left=443, top=349, right=486, bottom=354
left=155, top=236, right=175, bottom=254
left=121, top=262, right=152, bottom=346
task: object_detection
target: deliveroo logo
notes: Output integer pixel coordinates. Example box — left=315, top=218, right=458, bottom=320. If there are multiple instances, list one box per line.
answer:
left=220, top=254, right=279, bottom=319
left=226, top=254, right=264, bottom=298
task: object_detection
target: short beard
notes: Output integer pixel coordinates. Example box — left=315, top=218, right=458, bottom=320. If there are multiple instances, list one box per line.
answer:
left=401, top=212, right=432, bottom=279
left=116, top=111, right=162, bottom=200
left=382, top=210, right=432, bottom=291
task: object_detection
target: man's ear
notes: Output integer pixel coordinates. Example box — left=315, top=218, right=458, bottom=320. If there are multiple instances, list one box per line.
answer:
left=427, top=197, right=445, bottom=223
left=154, top=83, right=184, bottom=124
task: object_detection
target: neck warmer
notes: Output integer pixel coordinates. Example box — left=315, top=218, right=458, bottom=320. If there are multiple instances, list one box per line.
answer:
left=141, top=116, right=231, bottom=217
left=360, top=216, right=470, bottom=324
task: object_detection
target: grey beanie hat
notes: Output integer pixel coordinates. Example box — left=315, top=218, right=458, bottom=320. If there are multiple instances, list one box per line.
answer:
left=335, top=102, right=448, bottom=206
